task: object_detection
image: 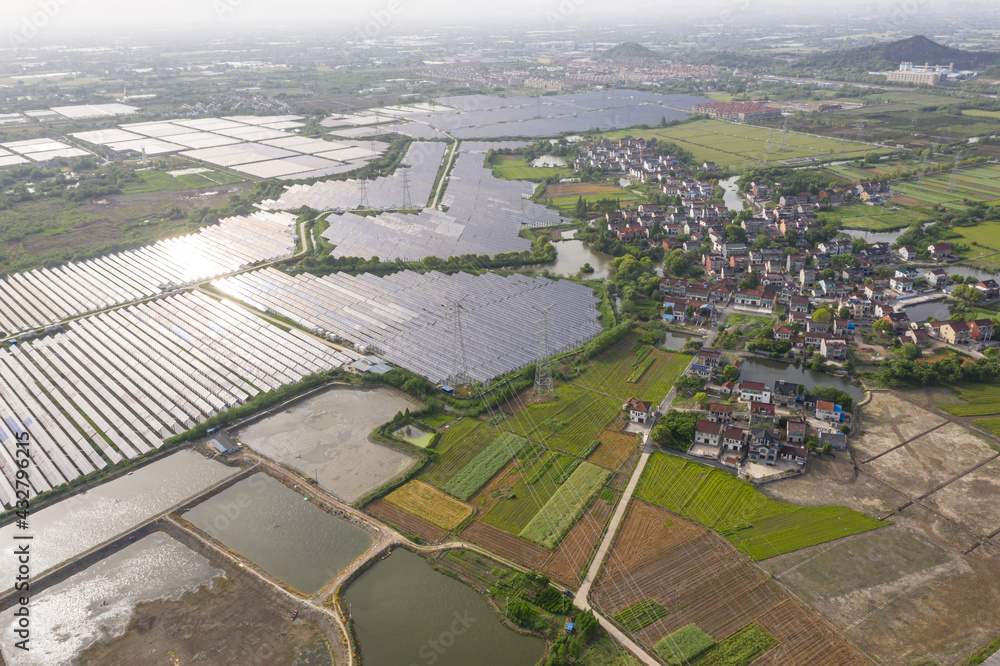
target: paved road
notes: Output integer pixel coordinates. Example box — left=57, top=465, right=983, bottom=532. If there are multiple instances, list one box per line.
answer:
left=432, top=134, right=458, bottom=209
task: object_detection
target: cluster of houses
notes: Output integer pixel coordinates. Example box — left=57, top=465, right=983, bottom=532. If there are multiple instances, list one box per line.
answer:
left=744, top=180, right=891, bottom=209
left=680, top=348, right=850, bottom=472
left=574, top=138, right=683, bottom=181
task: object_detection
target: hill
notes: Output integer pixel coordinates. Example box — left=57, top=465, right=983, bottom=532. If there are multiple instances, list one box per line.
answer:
left=801, top=36, right=1000, bottom=72
left=601, top=42, right=660, bottom=62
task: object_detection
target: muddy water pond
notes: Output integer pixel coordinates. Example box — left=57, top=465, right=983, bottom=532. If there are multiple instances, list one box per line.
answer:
left=184, top=473, right=372, bottom=594
left=0, top=532, right=223, bottom=666
left=346, top=549, right=545, bottom=666
left=237, top=386, right=422, bottom=503
left=0, top=449, right=235, bottom=584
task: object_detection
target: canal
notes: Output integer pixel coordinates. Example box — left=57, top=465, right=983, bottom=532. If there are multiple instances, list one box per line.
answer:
left=346, top=549, right=545, bottom=666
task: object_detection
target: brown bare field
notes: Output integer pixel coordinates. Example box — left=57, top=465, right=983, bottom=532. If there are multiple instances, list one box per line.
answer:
left=889, top=194, right=923, bottom=207
left=469, top=459, right=521, bottom=514
left=587, top=419, right=639, bottom=471
left=760, top=389, right=1000, bottom=664
left=460, top=520, right=550, bottom=571
left=367, top=500, right=448, bottom=543
left=752, top=599, right=869, bottom=666
left=610, top=452, right=640, bottom=491
left=385, top=480, right=473, bottom=530
left=591, top=501, right=865, bottom=658
left=545, top=182, right=625, bottom=197
left=541, top=495, right=616, bottom=586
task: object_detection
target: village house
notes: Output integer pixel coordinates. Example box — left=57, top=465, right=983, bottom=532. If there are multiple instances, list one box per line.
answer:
left=889, top=276, right=914, bottom=293
left=748, top=401, right=777, bottom=426
left=688, top=363, right=713, bottom=379
left=928, top=243, right=952, bottom=260
left=929, top=320, right=971, bottom=344
left=772, top=323, right=792, bottom=340
left=975, top=280, right=1000, bottom=301
left=780, top=443, right=808, bottom=466
left=696, top=348, right=723, bottom=367
left=884, top=311, right=911, bottom=334
left=748, top=427, right=781, bottom=466
left=820, top=431, right=848, bottom=451
left=738, top=380, right=772, bottom=403
left=624, top=398, right=653, bottom=424
left=969, top=318, right=995, bottom=342
left=786, top=419, right=807, bottom=444
left=902, top=328, right=930, bottom=348
left=708, top=403, right=734, bottom=423
left=899, top=246, right=919, bottom=262
left=694, top=420, right=724, bottom=447
left=815, top=400, right=841, bottom=423
left=924, top=268, right=948, bottom=288
left=820, top=338, right=848, bottom=360
left=772, top=380, right=800, bottom=407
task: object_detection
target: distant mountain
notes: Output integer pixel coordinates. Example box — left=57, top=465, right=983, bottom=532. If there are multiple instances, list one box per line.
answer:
left=601, top=42, right=660, bottom=62
left=801, top=35, right=1000, bottom=72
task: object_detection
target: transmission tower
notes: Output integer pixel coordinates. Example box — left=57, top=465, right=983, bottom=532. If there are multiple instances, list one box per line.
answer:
left=948, top=151, right=962, bottom=192
left=780, top=116, right=790, bottom=151
left=451, top=301, right=471, bottom=386
left=401, top=170, right=413, bottom=209
left=766, top=128, right=774, bottom=154
left=533, top=306, right=555, bottom=401
left=919, top=152, right=929, bottom=183
left=358, top=177, right=370, bottom=209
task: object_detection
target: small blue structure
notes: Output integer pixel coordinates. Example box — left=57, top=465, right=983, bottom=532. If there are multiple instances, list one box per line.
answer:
left=565, top=621, right=575, bottom=633
left=440, top=386, right=455, bottom=395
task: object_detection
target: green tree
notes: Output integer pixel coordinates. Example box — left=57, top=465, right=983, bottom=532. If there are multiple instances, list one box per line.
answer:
left=722, top=364, right=740, bottom=382
left=895, top=343, right=923, bottom=361
left=651, top=410, right=699, bottom=451
left=838, top=307, right=851, bottom=319
left=873, top=318, right=893, bottom=336
left=693, top=392, right=709, bottom=409
left=812, top=308, right=833, bottom=324
left=725, top=224, right=747, bottom=244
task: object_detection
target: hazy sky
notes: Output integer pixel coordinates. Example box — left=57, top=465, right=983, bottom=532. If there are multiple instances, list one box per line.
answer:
left=0, top=0, right=961, bottom=37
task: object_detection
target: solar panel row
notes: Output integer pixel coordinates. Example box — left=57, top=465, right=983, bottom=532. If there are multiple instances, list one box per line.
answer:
left=212, top=268, right=602, bottom=385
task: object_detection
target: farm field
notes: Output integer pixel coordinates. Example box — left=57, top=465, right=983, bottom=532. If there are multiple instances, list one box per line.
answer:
left=384, top=480, right=473, bottom=530
left=459, top=520, right=550, bottom=570
left=419, top=418, right=497, bottom=489
left=818, top=203, right=930, bottom=231
left=576, top=343, right=689, bottom=404
left=501, top=383, right=621, bottom=457
left=591, top=500, right=869, bottom=664
left=540, top=493, right=616, bottom=586
left=974, top=417, right=1000, bottom=437
left=520, top=462, right=612, bottom=549
left=634, top=453, right=884, bottom=559
left=366, top=499, right=448, bottom=543
left=488, top=154, right=574, bottom=181
left=892, top=163, right=1000, bottom=211
left=480, top=453, right=572, bottom=534
left=443, top=432, right=538, bottom=501
left=122, top=167, right=246, bottom=194
left=762, top=389, right=1000, bottom=664
left=603, top=119, right=890, bottom=169
left=587, top=418, right=640, bottom=471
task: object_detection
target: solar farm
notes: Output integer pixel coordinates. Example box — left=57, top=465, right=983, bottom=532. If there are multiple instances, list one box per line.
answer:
left=71, top=115, right=387, bottom=180
left=0, top=211, right=297, bottom=336
left=326, top=91, right=710, bottom=140
left=264, top=141, right=447, bottom=211
left=0, top=290, right=353, bottom=507
left=267, top=143, right=566, bottom=261
left=211, top=267, right=603, bottom=384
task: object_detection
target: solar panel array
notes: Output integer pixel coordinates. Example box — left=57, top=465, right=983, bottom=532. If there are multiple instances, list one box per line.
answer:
left=0, top=212, right=297, bottom=336
left=265, top=143, right=565, bottom=261
left=262, top=141, right=446, bottom=212
left=212, top=268, right=602, bottom=384
left=373, top=90, right=713, bottom=139
left=0, top=290, right=352, bottom=507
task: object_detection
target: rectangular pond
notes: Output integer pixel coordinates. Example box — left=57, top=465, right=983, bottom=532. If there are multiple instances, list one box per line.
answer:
left=346, top=549, right=545, bottom=666
left=237, top=386, right=422, bottom=503
left=183, top=473, right=373, bottom=595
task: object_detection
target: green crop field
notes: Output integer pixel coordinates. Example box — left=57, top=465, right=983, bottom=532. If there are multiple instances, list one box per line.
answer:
left=480, top=454, right=580, bottom=534
left=489, top=154, right=574, bottom=182
left=940, top=384, right=1000, bottom=417
left=655, top=624, right=716, bottom=665
left=443, top=432, right=539, bottom=501
left=603, top=119, right=890, bottom=169
left=687, top=624, right=775, bottom=666
left=614, top=599, right=670, bottom=633
left=635, top=453, right=885, bottom=560
left=892, top=164, right=1000, bottom=210
left=501, top=383, right=621, bottom=457
left=420, top=419, right=497, bottom=489
left=974, top=418, right=1000, bottom=439
left=818, top=203, right=930, bottom=231
left=520, top=462, right=612, bottom=549
left=576, top=344, right=690, bottom=403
